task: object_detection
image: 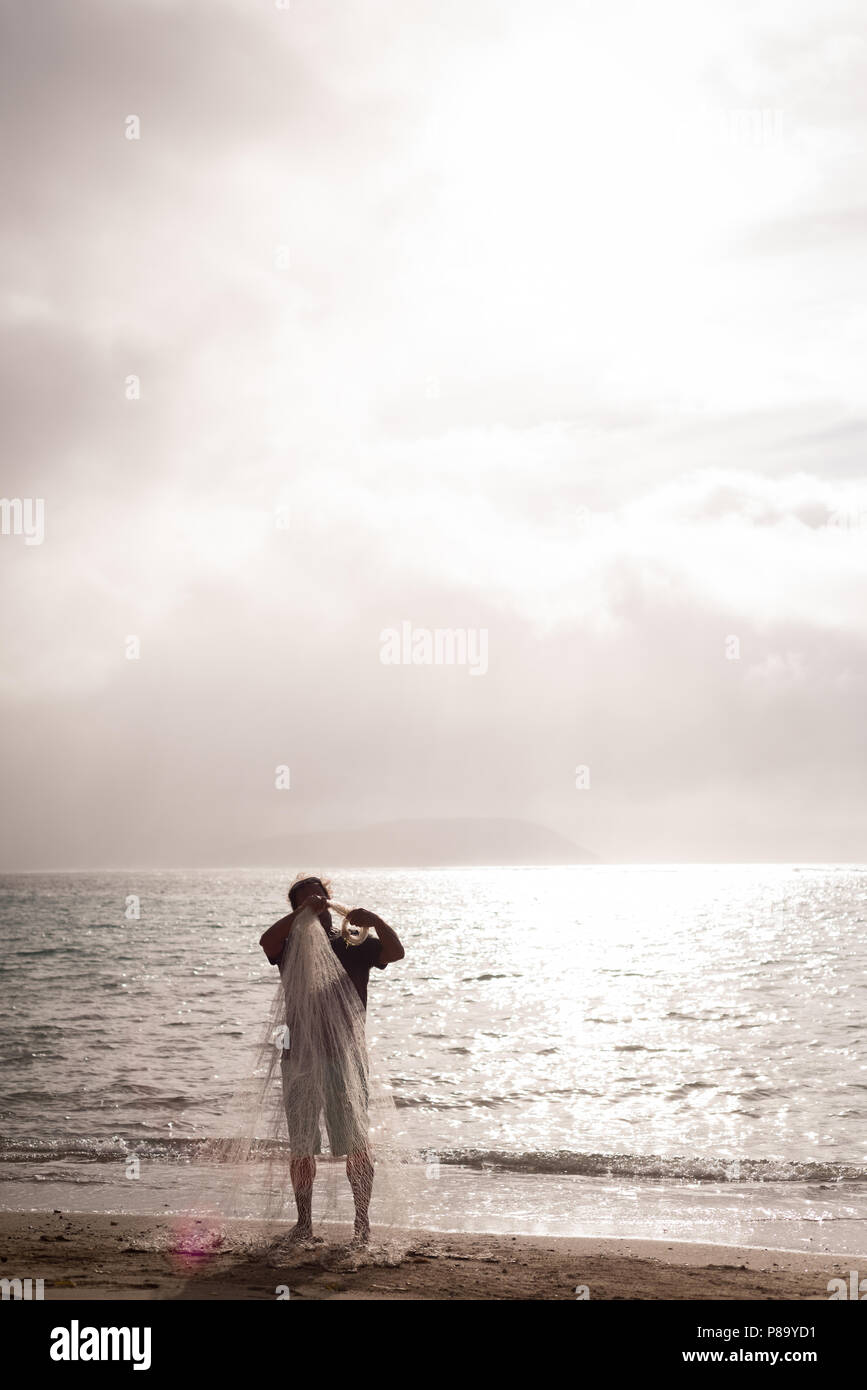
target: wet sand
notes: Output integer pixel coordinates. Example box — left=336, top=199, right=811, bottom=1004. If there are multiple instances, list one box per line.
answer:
left=0, top=1210, right=853, bottom=1300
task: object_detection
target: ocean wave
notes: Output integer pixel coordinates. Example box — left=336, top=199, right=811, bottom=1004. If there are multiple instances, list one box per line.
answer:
left=2, top=1135, right=866, bottom=1183
left=0, top=1136, right=203, bottom=1164
left=433, top=1149, right=867, bottom=1182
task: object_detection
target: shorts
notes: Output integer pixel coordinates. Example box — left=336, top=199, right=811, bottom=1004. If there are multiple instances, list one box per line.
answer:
left=280, top=1048, right=370, bottom=1158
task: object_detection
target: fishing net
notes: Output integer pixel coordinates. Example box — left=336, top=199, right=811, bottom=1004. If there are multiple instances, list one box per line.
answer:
left=205, top=890, right=415, bottom=1261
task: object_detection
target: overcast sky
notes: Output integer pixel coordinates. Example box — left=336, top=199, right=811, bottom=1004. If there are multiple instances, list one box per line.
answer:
left=1, top=0, right=866, bottom=868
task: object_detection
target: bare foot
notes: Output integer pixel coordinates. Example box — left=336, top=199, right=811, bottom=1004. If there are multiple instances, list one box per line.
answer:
left=284, top=1222, right=317, bottom=1244
left=350, top=1220, right=370, bottom=1248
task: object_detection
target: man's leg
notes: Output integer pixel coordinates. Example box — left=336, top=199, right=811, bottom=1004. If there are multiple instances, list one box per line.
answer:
left=323, top=1054, right=372, bottom=1243
left=346, top=1146, right=374, bottom=1243
left=282, top=1051, right=321, bottom=1241
left=288, top=1155, right=316, bottom=1239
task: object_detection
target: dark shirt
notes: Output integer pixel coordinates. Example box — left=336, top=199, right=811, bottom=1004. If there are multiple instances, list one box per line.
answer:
left=326, top=932, right=387, bottom=1011
left=270, top=925, right=386, bottom=1011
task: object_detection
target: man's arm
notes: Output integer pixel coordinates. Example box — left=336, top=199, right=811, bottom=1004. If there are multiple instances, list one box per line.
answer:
left=259, top=891, right=329, bottom=963
left=259, top=908, right=299, bottom=964
left=348, top=909, right=405, bottom=965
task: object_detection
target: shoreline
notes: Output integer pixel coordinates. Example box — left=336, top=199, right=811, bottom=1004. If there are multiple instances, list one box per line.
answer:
left=0, top=1210, right=855, bottom=1300
left=5, top=1158, right=863, bottom=1258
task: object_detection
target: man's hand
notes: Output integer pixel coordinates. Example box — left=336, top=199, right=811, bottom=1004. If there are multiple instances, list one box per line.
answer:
left=347, top=908, right=377, bottom=929
left=348, top=908, right=405, bottom=964
left=304, top=892, right=328, bottom=914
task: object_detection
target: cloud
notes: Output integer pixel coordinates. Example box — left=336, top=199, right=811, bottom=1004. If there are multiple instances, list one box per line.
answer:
left=1, top=0, right=866, bottom=865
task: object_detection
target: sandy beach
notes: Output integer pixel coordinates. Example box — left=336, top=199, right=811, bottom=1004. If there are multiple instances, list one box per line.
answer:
left=0, top=1210, right=852, bottom=1300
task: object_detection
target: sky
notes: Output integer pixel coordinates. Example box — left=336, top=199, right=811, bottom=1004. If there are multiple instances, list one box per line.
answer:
left=1, top=0, right=866, bottom=868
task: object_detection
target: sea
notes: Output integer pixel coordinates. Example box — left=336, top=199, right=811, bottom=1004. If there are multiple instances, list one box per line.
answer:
left=1, top=865, right=866, bottom=1254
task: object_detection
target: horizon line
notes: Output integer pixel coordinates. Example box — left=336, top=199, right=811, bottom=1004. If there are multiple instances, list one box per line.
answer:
left=2, top=860, right=866, bottom=874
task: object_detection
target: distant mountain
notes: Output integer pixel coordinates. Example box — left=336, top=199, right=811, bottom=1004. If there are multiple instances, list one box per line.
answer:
left=231, top=817, right=597, bottom=868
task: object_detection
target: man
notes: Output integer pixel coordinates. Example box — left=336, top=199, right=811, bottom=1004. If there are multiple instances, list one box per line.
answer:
left=259, top=874, right=404, bottom=1244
